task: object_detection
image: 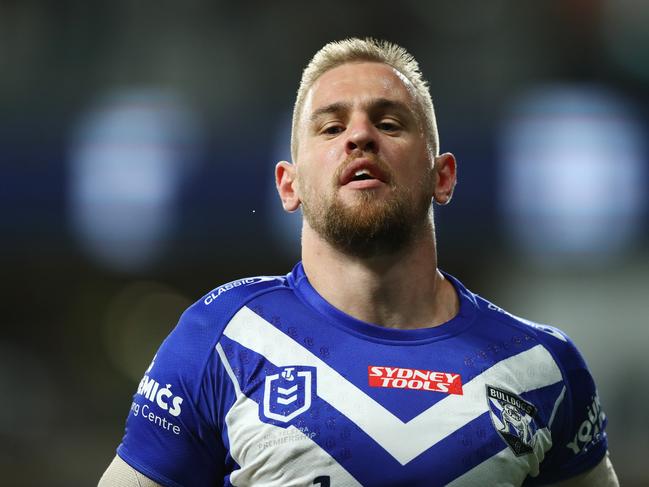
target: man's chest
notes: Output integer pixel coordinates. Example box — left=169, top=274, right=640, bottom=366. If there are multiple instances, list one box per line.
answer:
left=215, top=307, right=565, bottom=486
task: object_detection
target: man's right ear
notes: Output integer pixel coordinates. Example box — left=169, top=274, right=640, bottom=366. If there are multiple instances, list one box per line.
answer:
left=275, top=161, right=301, bottom=212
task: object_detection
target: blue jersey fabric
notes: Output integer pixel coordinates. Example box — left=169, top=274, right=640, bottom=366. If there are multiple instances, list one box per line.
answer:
left=117, top=262, right=607, bottom=486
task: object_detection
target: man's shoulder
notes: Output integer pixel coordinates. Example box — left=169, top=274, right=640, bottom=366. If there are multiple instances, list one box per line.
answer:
left=197, top=274, right=290, bottom=310
left=150, top=276, right=287, bottom=388
left=467, top=294, right=597, bottom=391
left=180, top=274, right=289, bottom=331
left=159, top=274, right=290, bottom=365
left=471, top=293, right=578, bottom=357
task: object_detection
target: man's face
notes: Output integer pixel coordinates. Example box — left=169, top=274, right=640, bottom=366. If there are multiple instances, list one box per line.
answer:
left=294, top=61, right=435, bottom=257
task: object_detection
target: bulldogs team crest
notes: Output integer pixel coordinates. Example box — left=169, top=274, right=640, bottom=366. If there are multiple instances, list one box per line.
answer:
left=261, top=366, right=316, bottom=426
left=486, top=385, right=539, bottom=456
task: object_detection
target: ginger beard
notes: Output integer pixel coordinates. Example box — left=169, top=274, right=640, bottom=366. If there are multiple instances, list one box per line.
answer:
left=299, top=156, right=436, bottom=258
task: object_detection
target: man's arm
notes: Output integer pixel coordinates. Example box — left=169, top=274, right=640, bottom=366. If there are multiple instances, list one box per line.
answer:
left=98, top=455, right=164, bottom=487
left=548, top=453, right=619, bottom=487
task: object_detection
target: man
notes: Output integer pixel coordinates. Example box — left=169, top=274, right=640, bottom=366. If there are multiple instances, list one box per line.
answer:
left=100, top=38, right=619, bottom=486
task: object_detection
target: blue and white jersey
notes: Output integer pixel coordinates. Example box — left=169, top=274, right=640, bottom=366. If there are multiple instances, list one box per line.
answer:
left=117, top=263, right=608, bottom=487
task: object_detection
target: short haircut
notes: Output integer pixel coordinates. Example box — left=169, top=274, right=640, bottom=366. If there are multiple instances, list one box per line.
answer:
left=291, top=37, right=439, bottom=161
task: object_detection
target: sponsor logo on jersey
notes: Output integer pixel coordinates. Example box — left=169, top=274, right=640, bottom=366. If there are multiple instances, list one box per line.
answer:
left=204, top=277, right=277, bottom=305
left=368, top=366, right=463, bottom=395
left=566, top=393, right=606, bottom=455
left=136, top=374, right=184, bottom=417
left=261, top=366, right=316, bottom=426
left=487, top=385, right=538, bottom=456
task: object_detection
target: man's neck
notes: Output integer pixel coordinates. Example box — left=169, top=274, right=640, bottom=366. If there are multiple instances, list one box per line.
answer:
left=300, top=224, right=459, bottom=330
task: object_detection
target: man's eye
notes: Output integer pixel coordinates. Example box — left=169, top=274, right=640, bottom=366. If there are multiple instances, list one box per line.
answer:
left=322, top=125, right=344, bottom=135
left=377, top=121, right=401, bottom=132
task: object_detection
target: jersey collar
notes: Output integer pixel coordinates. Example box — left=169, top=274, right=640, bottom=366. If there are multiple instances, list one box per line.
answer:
left=287, top=261, right=478, bottom=343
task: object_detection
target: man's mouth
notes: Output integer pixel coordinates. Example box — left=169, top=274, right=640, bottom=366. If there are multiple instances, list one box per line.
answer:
left=351, top=169, right=375, bottom=182
left=339, top=159, right=390, bottom=186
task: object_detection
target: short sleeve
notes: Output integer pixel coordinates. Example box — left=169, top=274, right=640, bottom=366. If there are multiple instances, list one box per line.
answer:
left=116, top=304, right=228, bottom=487
left=527, top=331, right=608, bottom=485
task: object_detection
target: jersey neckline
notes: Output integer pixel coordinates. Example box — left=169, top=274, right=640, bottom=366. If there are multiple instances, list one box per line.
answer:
left=286, top=261, right=478, bottom=344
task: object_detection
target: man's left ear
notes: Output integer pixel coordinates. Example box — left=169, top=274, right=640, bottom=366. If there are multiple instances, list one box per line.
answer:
left=433, top=152, right=457, bottom=205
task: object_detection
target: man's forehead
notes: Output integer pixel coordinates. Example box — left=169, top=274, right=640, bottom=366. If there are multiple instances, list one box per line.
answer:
left=304, top=61, right=417, bottom=115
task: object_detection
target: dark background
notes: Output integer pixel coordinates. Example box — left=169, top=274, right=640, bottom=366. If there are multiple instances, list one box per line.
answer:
left=1, top=1, right=647, bottom=485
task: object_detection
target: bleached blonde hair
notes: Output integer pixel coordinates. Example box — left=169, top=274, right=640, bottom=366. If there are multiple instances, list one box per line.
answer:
left=291, top=37, right=439, bottom=161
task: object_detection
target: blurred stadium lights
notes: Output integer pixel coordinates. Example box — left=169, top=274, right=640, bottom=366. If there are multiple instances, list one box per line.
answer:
left=68, top=89, right=204, bottom=273
left=499, top=85, right=646, bottom=266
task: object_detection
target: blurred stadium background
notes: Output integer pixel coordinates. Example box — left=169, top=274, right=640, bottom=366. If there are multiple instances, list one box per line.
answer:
left=1, top=1, right=647, bottom=485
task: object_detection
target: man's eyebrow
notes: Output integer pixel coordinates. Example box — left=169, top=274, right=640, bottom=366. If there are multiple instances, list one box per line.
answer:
left=365, top=98, right=412, bottom=116
left=308, top=98, right=414, bottom=123
left=309, top=102, right=351, bottom=123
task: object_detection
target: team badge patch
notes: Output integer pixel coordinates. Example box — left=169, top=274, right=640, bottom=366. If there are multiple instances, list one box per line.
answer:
left=486, top=385, right=539, bottom=456
left=261, top=366, right=316, bottom=426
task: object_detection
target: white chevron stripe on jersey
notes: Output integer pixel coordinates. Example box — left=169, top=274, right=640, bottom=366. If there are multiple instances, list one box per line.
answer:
left=223, top=306, right=564, bottom=465
left=216, top=344, right=362, bottom=487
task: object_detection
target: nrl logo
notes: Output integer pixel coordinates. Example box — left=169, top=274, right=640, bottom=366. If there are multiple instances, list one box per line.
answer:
left=486, top=385, right=539, bottom=456
left=261, top=366, right=316, bottom=426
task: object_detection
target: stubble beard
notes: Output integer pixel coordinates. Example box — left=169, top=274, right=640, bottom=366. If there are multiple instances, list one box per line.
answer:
left=300, top=167, right=435, bottom=259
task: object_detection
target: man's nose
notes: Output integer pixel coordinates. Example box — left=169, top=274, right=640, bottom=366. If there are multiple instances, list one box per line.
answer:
left=345, top=117, right=378, bottom=154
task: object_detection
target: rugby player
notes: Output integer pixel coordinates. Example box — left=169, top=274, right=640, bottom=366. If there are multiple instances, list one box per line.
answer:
left=99, top=38, right=619, bottom=486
